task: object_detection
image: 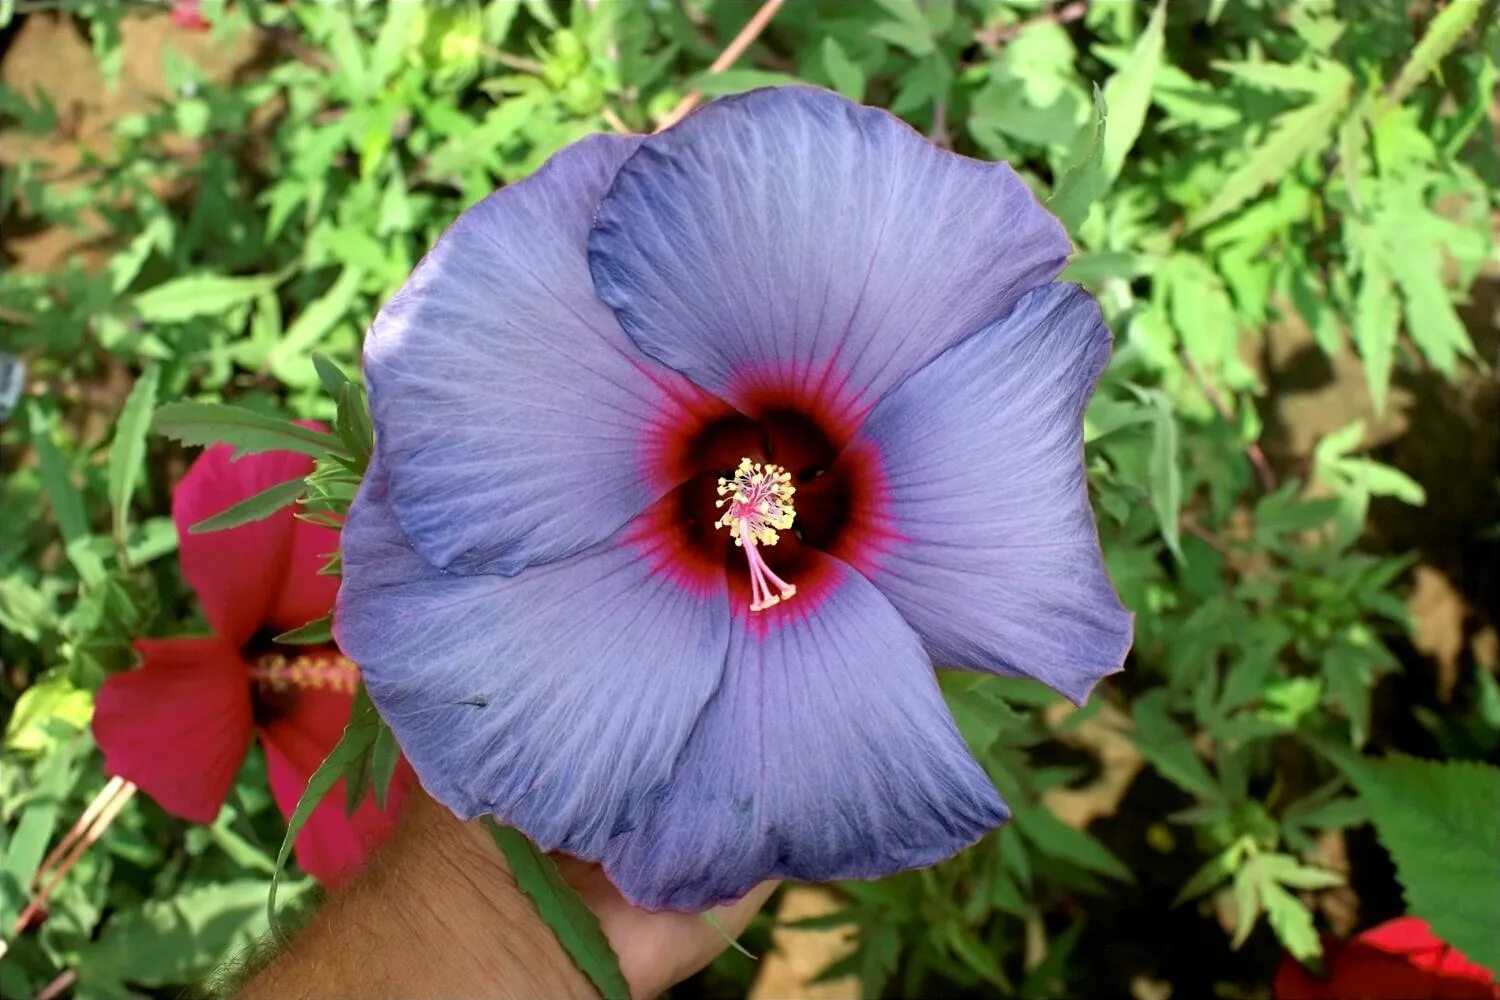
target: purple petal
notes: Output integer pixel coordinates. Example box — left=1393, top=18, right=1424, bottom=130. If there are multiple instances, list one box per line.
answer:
left=848, top=283, right=1133, bottom=703
left=588, top=86, right=1070, bottom=434
left=335, top=457, right=730, bottom=857
left=602, top=552, right=1005, bottom=911
left=366, top=133, right=723, bottom=577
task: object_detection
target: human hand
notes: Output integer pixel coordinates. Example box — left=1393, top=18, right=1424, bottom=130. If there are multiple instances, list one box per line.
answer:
left=241, top=790, right=775, bottom=999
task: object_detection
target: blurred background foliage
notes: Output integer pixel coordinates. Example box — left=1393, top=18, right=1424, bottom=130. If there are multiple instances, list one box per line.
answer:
left=1, top=0, right=1497, bottom=997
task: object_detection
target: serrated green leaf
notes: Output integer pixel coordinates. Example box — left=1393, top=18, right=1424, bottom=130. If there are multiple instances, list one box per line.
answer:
left=484, top=820, right=631, bottom=999
left=1174, top=849, right=1237, bottom=906
left=1230, top=859, right=1261, bottom=949
left=1213, top=59, right=1338, bottom=95
left=133, top=272, right=282, bottom=323
left=1354, top=243, right=1400, bottom=414
left=1386, top=235, right=1474, bottom=376
left=1132, top=692, right=1222, bottom=801
left=1340, top=458, right=1426, bottom=505
left=268, top=268, right=363, bottom=384
left=154, top=401, right=342, bottom=458
left=1384, top=0, right=1483, bottom=109
left=1049, top=85, right=1108, bottom=231
left=1191, top=73, right=1350, bottom=229
left=268, top=690, right=380, bottom=924
left=107, top=365, right=160, bottom=546
left=1012, top=802, right=1133, bottom=882
left=822, top=37, right=865, bottom=101
left=869, top=0, right=936, bottom=56
left=1338, top=753, right=1500, bottom=973
left=1127, top=387, right=1183, bottom=561
left=188, top=477, right=304, bottom=534
left=273, top=614, right=333, bottom=646
left=1262, top=880, right=1322, bottom=961
left=1100, top=0, right=1165, bottom=181
left=945, top=921, right=1012, bottom=990
left=1259, top=854, right=1345, bottom=891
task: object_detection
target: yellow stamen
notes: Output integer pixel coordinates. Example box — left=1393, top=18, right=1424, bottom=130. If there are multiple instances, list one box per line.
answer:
left=715, top=458, right=798, bottom=611
left=251, top=652, right=360, bottom=694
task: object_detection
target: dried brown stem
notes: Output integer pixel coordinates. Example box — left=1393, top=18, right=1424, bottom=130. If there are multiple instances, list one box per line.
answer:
left=656, top=0, right=787, bottom=132
left=13, top=782, right=136, bottom=936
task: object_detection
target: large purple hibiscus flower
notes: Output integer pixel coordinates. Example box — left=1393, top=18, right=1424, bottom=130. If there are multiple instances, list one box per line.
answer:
left=336, top=86, right=1133, bottom=912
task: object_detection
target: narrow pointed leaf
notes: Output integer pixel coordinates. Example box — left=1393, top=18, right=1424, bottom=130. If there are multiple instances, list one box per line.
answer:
left=483, top=820, right=630, bottom=999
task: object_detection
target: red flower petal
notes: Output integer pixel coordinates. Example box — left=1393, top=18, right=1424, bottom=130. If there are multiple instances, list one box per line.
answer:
left=170, top=0, right=209, bottom=30
left=258, top=684, right=409, bottom=886
left=1275, top=918, right=1500, bottom=1000
left=264, top=512, right=341, bottom=637
left=174, top=443, right=314, bottom=647
left=92, top=638, right=254, bottom=824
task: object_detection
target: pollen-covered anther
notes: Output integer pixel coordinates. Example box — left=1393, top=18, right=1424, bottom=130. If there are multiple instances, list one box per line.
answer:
left=251, top=652, right=360, bottom=694
left=715, top=458, right=798, bottom=611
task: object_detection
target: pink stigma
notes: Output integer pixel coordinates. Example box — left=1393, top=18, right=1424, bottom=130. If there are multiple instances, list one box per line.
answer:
left=716, top=458, right=798, bottom=611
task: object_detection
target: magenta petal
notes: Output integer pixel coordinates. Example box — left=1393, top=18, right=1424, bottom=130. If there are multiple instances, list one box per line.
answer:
left=92, top=637, right=254, bottom=824
left=851, top=283, right=1133, bottom=703
left=589, top=86, right=1070, bottom=432
left=602, top=552, right=1005, bottom=912
left=335, top=458, right=730, bottom=859
left=366, top=134, right=724, bottom=578
left=174, top=444, right=311, bottom=647
left=260, top=685, right=409, bottom=885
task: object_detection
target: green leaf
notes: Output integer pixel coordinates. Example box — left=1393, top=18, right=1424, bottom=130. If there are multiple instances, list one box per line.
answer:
left=154, top=401, right=342, bottom=458
left=312, top=351, right=353, bottom=399
left=869, top=0, right=936, bottom=56
left=821, top=37, right=865, bottom=102
left=1384, top=0, right=1483, bottom=109
left=1012, top=802, right=1133, bottom=882
left=107, top=364, right=160, bottom=546
left=371, top=720, right=399, bottom=811
left=268, top=691, right=381, bottom=924
left=688, top=69, right=804, bottom=97
left=1338, top=754, right=1500, bottom=973
left=1174, top=849, right=1237, bottom=906
left=133, top=272, right=282, bottom=323
left=484, top=820, right=631, bottom=999
left=4, top=676, right=92, bottom=753
left=1262, top=880, right=1322, bottom=962
left=1131, top=692, right=1223, bottom=802
left=1100, top=0, right=1165, bottom=181
left=1049, top=85, right=1108, bottom=232
left=189, top=477, right=305, bottom=534
left=31, top=411, right=89, bottom=545
left=1212, top=59, right=1338, bottom=95
left=84, top=879, right=309, bottom=989
left=1190, top=70, right=1351, bottom=229
left=1127, top=387, right=1183, bottom=561
left=268, top=267, right=364, bottom=385
left=1385, top=232, right=1473, bottom=376
left=1353, top=242, right=1400, bottom=414
left=946, top=921, right=1012, bottom=991
left=274, top=614, right=333, bottom=645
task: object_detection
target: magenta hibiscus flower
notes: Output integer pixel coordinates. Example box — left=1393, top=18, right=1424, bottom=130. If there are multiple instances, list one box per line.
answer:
left=92, top=436, right=409, bottom=885
left=336, top=87, right=1133, bottom=910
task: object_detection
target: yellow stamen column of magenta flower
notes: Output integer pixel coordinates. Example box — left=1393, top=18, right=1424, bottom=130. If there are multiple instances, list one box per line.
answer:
left=715, top=458, right=798, bottom=611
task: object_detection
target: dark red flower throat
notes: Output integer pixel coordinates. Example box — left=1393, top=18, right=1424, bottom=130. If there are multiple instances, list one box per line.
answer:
left=636, top=389, right=895, bottom=615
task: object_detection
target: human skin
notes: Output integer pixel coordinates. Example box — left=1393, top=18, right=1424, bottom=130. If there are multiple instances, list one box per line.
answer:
left=239, top=791, right=775, bottom=999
